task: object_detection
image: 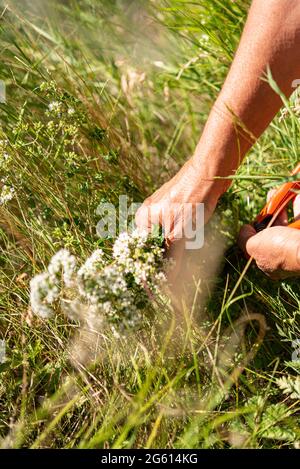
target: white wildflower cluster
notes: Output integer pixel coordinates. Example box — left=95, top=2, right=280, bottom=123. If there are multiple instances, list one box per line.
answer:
left=78, top=256, right=140, bottom=329
left=48, top=248, right=77, bottom=287
left=46, top=101, right=79, bottom=146
left=30, top=249, right=77, bottom=318
left=47, top=100, right=62, bottom=117
left=0, top=183, right=15, bottom=205
left=113, top=230, right=166, bottom=289
left=77, top=250, right=105, bottom=286
left=29, top=231, right=166, bottom=332
left=47, top=101, right=76, bottom=121
left=30, top=272, right=60, bottom=318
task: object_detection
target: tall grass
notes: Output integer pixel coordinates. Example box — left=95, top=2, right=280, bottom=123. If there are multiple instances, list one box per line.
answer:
left=0, top=0, right=299, bottom=448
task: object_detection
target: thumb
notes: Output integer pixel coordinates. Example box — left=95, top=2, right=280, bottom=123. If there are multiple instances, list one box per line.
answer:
left=238, top=224, right=257, bottom=257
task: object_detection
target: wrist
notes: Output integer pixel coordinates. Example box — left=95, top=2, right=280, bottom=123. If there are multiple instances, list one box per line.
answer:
left=189, top=155, right=230, bottom=201
left=191, top=103, right=251, bottom=200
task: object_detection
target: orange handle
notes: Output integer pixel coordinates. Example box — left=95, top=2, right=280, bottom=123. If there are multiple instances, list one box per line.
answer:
left=254, top=162, right=300, bottom=232
left=288, top=219, right=300, bottom=229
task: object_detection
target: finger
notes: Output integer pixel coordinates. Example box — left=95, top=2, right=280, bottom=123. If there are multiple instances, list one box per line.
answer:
left=238, top=224, right=257, bottom=256
left=135, top=205, right=152, bottom=233
left=135, top=201, right=161, bottom=234
left=267, top=189, right=288, bottom=226
left=293, top=194, right=300, bottom=221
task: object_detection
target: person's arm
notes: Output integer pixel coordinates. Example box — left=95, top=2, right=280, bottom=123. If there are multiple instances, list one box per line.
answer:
left=136, top=0, right=300, bottom=241
left=193, top=0, right=300, bottom=193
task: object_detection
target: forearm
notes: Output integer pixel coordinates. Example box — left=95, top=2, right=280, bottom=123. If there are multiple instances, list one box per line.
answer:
left=193, top=0, right=300, bottom=197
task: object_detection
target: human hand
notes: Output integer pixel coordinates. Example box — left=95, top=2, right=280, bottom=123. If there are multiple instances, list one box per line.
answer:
left=135, top=157, right=224, bottom=247
left=238, top=192, right=300, bottom=279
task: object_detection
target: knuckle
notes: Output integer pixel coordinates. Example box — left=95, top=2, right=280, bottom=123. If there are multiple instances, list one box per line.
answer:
left=135, top=205, right=149, bottom=224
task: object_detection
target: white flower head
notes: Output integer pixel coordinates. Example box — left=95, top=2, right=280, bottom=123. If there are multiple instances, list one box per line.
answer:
left=29, top=230, right=165, bottom=332
left=30, top=272, right=59, bottom=318
left=48, top=248, right=77, bottom=287
left=113, top=229, right=164, bottom=287
left=77, top=249, right=105, bottom=294
left=48, top=101, right=62, bottom=116
left=0, top=185, right=15, bottom=205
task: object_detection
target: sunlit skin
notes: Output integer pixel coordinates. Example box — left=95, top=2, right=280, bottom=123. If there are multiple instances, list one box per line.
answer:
left=239, top=191, right=300, bottom=279
left=135, top=0, right=300, bottom=278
